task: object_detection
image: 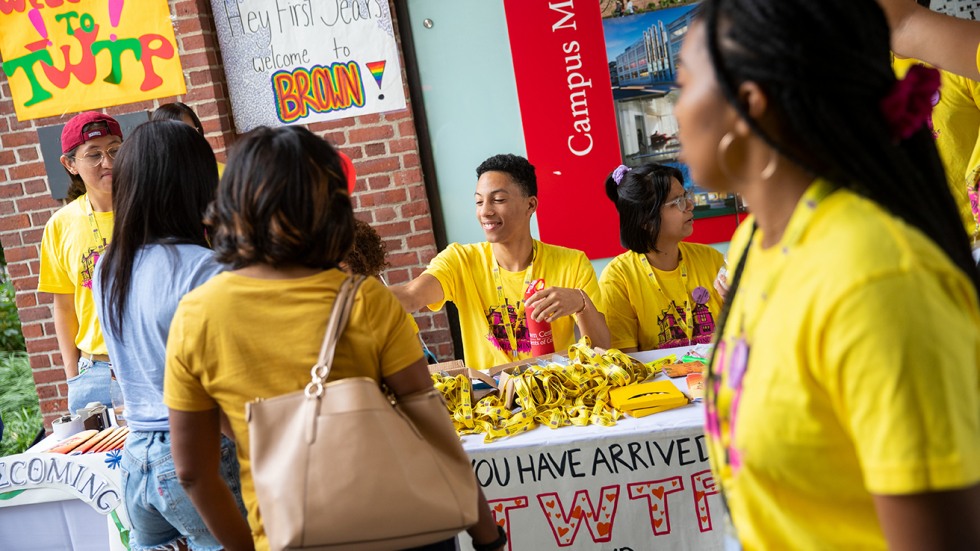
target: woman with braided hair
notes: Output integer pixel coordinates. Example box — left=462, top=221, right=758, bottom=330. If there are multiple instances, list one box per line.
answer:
left=673, top=1, right=980, bottom=548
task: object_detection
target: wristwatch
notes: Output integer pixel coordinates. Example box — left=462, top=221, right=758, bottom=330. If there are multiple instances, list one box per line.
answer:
left=472, top=526, right=508, bottom=551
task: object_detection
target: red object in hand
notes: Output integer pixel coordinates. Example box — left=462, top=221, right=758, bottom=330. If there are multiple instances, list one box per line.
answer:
left=524, top=279, right=555, bottom=357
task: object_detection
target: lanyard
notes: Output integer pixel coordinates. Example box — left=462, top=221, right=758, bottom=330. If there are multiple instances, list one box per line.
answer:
left=640, top=252, right=692, bottom=344
left=704, top=179, right=836, bottom=541
left=491, top=242, right=537, bottom=359
left=85, top=196, right=107, bottom=252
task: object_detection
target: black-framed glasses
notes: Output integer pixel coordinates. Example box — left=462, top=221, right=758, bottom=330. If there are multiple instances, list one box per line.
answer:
left=72, top=146, right=121, bottom=167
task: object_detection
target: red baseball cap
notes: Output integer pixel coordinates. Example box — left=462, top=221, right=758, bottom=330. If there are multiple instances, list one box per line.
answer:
left=338, top=151, right=356, bottom=194
left=61, top=111, right=123, bottom=153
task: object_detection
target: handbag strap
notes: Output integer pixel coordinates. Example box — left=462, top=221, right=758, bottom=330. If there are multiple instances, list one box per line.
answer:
left=305, top=275, right=367, bottom=398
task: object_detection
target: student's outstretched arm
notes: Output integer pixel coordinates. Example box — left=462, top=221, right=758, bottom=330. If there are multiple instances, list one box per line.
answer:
left=880, top=0, right=980, bottom=80
left=390, top=274, right=445, bottom=313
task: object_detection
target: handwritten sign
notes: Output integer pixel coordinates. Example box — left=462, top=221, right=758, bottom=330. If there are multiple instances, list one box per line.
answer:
left=463, top=430, right=723, bottom=550
left=210, top=0, right=407, bottom=132
left=0, top=0, right=185, bottom=121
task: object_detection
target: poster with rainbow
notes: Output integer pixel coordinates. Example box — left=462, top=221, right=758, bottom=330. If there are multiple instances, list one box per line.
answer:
left=209, top=0, right=407, bottom=131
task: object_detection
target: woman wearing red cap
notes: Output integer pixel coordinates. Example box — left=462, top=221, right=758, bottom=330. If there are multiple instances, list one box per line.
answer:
left=39, top=111, right=123, bottom=415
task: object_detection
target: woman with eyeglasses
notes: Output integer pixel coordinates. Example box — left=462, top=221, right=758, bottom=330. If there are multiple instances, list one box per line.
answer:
left=39, top=111, right=124, bottom=414
left=599, top=163, right=725, bottom=351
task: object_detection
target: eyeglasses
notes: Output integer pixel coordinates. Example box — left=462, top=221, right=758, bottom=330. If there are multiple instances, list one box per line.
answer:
left=72, top=146, right=121, bottom=167
left=663, top=190, right=695, bottom=212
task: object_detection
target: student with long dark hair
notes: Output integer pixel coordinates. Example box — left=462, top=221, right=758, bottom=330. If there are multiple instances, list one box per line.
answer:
left=163, top=126, right=503, bottom=551
left=674, top=0, right=980, bottom=548
left=600, top=163, right=724, bottom=351
left=93, top=120, right=245, bottom=550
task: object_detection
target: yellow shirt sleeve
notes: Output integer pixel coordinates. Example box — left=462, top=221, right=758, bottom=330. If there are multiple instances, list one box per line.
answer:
left=820, top=271, right=980, bottom=495
left=38, top=219, right=74, bottom=294
left=599, top=258, right=639, bottom=350
left=423, top=243, right=463, bottom=312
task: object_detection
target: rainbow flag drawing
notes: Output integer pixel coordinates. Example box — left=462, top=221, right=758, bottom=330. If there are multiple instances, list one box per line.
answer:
left=366, top=60, right=386, bottom=88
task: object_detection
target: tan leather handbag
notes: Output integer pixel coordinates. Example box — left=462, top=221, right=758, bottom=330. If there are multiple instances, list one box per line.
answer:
left=247, top=276, right=479, bottom=550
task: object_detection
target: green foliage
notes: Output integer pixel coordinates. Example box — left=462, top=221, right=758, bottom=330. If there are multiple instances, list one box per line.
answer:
left=0, top=278, right=25, bottom=353
left=0, top=352, right=42, bottom=457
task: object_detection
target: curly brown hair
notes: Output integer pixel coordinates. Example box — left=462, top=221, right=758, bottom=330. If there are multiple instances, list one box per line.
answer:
left=344, top=219, right=389, bottom=277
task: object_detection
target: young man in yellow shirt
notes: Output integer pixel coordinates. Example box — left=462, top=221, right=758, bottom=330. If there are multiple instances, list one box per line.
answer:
left=391, top=154, right=610, bottom=370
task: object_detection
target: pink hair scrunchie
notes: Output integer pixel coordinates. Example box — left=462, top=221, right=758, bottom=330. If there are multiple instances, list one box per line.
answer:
left=880, top=64, right=940, bottom=141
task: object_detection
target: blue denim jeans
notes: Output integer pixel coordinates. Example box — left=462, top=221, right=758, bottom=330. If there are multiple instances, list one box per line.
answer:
left=121, top=431, right=246, bottom=551
left=67, top=358, right=120, bottom=414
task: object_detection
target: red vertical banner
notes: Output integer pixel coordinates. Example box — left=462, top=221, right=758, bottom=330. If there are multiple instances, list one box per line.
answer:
left=503, top=0, right=623, bottom=259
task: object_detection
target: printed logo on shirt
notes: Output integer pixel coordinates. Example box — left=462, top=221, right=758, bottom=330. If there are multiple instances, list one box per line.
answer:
left=80, top=246, right=103, bottom=289
left=706, top=337, right=748, bottom=474
left=656, top=300, right=716, bottom=349
left=485, top=301, right=531, bottom=355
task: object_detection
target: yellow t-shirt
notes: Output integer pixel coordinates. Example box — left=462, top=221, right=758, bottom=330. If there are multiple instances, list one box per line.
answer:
left=424, top=240, right=602, bottom=370
left=599, top=243, right=724, bottom=351
left=163, top=270, right=423, bottom=551
left=894, top=56, right=980, bottom=236
left=38, top=195, right=113, bottom=355
left=707, top=181, right=980, bottom=550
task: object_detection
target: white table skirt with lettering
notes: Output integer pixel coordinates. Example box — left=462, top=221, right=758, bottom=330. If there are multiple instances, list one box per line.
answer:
left=0, top=435, right=130, bottom=551
left=459, top=346, right=723, bottom=551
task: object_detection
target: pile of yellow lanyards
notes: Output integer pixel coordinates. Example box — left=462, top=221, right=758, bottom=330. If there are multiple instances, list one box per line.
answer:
left=431, top=338, right=662, bottom=442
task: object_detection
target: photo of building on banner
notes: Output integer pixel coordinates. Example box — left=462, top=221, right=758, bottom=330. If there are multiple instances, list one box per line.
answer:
left=209, top=0, right=407, bottom=132
left=0, top=0, right=185, bottom=121
left=602, top=2, right=740, bottom=224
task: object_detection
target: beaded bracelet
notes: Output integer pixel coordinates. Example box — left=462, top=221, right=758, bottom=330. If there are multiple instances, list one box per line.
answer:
left=573, top=288, right=588, bottom=315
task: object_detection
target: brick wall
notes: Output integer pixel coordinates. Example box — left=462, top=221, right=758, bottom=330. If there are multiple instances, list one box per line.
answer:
left=0, top=0, right=452, bottom=428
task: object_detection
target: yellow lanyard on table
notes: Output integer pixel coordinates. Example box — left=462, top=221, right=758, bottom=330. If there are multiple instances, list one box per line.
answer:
left=491, top=242, right=537, bottom=359
left=640, top=253, right=693, bottom=344
left=432, top=337, right=663, bottom=442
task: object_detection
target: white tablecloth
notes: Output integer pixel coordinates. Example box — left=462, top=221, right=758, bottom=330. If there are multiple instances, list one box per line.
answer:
left=459, top=345, right=723, bottom=551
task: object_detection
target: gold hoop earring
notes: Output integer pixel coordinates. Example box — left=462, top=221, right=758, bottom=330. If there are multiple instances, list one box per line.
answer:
left=717, top=131, right=780, bottom=182
left=716, top=131, right=740, bottom=183
left=760, top=149, right=778, bottom=181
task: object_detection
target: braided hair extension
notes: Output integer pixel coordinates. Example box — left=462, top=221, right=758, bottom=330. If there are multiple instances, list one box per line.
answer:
left=699, top=0, right=980, bottom=348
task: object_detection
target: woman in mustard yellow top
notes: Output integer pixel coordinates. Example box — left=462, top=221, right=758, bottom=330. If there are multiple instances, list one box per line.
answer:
left=163, top=127, right=503, bottom=551
left=599, top=163, right=724, bottom=351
